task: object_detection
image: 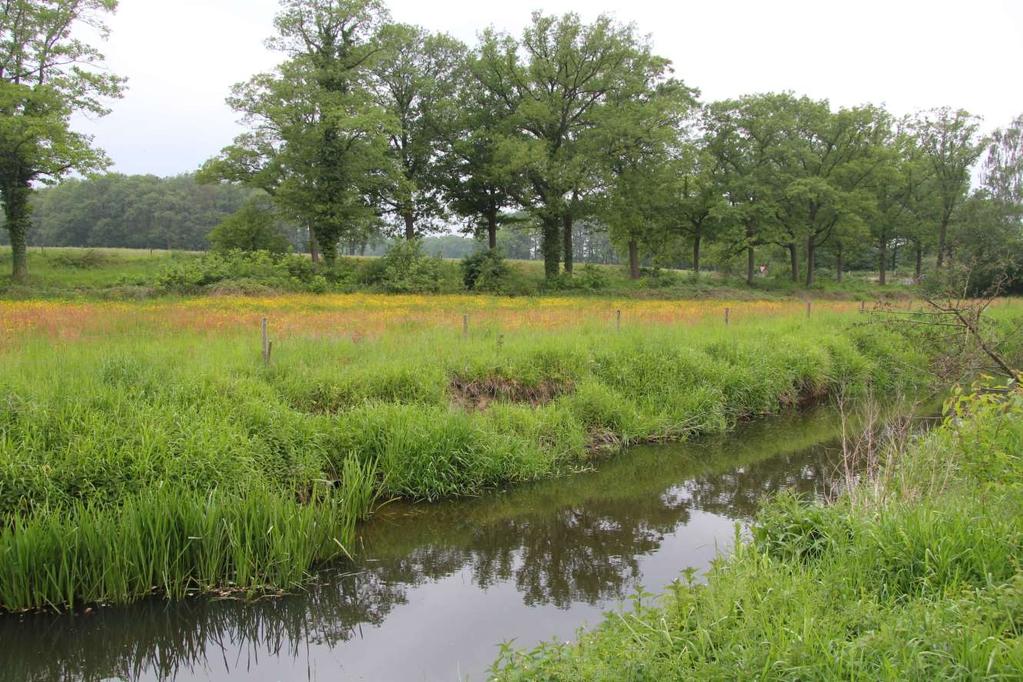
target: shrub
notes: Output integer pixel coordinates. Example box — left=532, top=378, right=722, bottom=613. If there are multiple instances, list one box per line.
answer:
left=544, top=264, right=611, bottom=293
left=371, top=239, right=444, bottom=293
left=208, top=197, right=292, bottom=254
left=155, top=250, right=324, bottom=293
left=462, top=249, right=509, bottom=291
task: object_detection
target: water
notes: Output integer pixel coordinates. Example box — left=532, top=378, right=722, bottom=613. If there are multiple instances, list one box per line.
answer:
left=1, top=408, right=855, bottom=682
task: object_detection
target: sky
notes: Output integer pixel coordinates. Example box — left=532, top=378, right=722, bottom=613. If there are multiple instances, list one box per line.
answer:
left=76, top=0, right=1023, bottom=177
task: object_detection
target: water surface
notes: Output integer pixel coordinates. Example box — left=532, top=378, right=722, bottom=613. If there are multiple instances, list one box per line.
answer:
left=1, top=408, right=857, bottom=681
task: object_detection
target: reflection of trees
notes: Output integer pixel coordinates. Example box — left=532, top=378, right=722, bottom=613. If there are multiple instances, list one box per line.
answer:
left=1, top=408, right=849, bottom=681
left=0, top=568, right=408, bottom=682
left=685, top=449, right=843, bottom=519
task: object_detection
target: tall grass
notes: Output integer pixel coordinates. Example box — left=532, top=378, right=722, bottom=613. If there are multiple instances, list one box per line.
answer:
left=2, top=303, right=1016, bottom=611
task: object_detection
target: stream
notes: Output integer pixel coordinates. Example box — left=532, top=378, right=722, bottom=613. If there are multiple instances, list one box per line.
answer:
left=0, top=407, right=868, bottom=681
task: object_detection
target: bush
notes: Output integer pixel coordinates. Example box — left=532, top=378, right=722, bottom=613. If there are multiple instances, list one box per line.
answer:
left=208, top=197, right=292, bottom=254
left=641, top=267, right=682, bottom=288
left=155, top=250, right=325, bottom=293
left=366, top=239, right=444, bottom=293
left=461, top=249, right=509, bottom=291
left=544, top=264, right=611, bottom=293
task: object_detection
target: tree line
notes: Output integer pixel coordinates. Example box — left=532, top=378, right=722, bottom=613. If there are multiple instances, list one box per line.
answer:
left=2, top=1, right=1022, bottom=285
left=2, top=174, right=256, bottom=251
left=199, top=0, right=1023, bottom=286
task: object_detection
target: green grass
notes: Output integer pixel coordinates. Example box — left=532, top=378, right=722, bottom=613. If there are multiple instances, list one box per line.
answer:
left=490, top=386, right=1023, bottom=680
left=3, top=302, right=1016, bottom=612
left=0, top=246, right=916, bottom=300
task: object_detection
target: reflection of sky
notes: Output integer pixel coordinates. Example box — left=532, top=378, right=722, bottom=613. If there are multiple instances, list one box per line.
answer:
left=313, top=510, right=733, bottom=682
left=0, top=417, right=843, bottom=682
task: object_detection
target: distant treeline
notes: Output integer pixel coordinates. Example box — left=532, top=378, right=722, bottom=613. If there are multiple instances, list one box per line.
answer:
left=3, top=174, right=255, bottom=251
left=5, top=172, right=627, bottom=263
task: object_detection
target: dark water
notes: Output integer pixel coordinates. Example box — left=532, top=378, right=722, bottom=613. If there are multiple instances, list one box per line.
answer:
left=1, top=409, right=857, bottom=682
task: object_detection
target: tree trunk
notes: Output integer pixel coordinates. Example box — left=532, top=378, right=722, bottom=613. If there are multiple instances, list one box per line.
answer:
left=309, top=228, right=320, bottom=263
left=403, top=212, right=415, bottom=241
left=788, top=243, right=799, bottom=282
left=628, top=240, right=640, bottom=280
left=541, top=215, right=561, bottom=280
left=746, top=246, right=755, bottom=285
left=879, top=234, right=887, bottom=285
left=562, top=213, right=573, bottom=274
left=486, top=209, right=497, bottom=251
left=692, top=229, right=702, bottom=275
left=936, top=216, right=948, bottom=269
left=3, top=180, right=31, bottom=281
left=836, top=249, right=843, bottom=283
left=318, top=230, right=338, bottom=266
left=805, top=236, right=816, bottom=287
left=914, top=241, right=923, bottom=281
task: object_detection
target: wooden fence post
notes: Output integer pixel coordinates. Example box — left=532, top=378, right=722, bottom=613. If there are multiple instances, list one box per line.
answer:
left=616, top=309, right=621, bottom=332
left=261, top=318, right=271, bottom=366
left=725, top=307, right=730, bottom=326
left=463, top=313, right=469, bottom=338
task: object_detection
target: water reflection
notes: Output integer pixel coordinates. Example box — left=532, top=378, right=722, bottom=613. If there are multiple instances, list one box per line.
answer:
left=1, top=408, right=851, bottom=681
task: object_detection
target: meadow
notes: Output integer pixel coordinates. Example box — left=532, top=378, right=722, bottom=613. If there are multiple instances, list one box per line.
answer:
left=1, top=291, right=1018, bottom=613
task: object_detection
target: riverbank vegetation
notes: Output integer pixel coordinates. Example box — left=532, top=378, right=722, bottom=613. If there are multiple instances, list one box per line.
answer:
left=491, top=380, right=1023, bottom=680
left=6, top=298, right=1011, bottom=612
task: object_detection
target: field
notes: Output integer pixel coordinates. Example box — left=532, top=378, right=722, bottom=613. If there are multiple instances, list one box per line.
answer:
left=0, top=291, right=969, bottom=612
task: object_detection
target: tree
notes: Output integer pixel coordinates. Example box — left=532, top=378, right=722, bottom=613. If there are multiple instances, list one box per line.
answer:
left=705, top=94, right=789, bottom=285
left=669, top=141, right=728, bottom=275
left=599, top=79, right=694, bottom=279
left=0, top=0, right=124, bottom=280
left=949, top=190, right=1023, bottom=294
left=982, top=113, right=1023, bottom=212
left=371, top=23, right=464, bottom=239
left=867, top=128, right=916, bottom=285
left=209, top=195, right=292, bottom=253
left=473, top=12, right=673, bottom=280
left=775, top=100, right=890, bottom=286
left=910, top=107, right=984, bottom=269
left=437, top=99, right=518, bottom=250
left=202, top=0, right=392, bottom=266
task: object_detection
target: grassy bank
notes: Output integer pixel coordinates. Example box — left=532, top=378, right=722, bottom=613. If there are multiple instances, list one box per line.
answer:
left=490, top=384, right=1023, bottom=680
left=0, top=298, right=1015, bottom=612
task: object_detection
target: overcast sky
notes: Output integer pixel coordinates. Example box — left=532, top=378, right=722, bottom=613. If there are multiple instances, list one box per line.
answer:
left=77, top=0, right=1023, bottom=177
